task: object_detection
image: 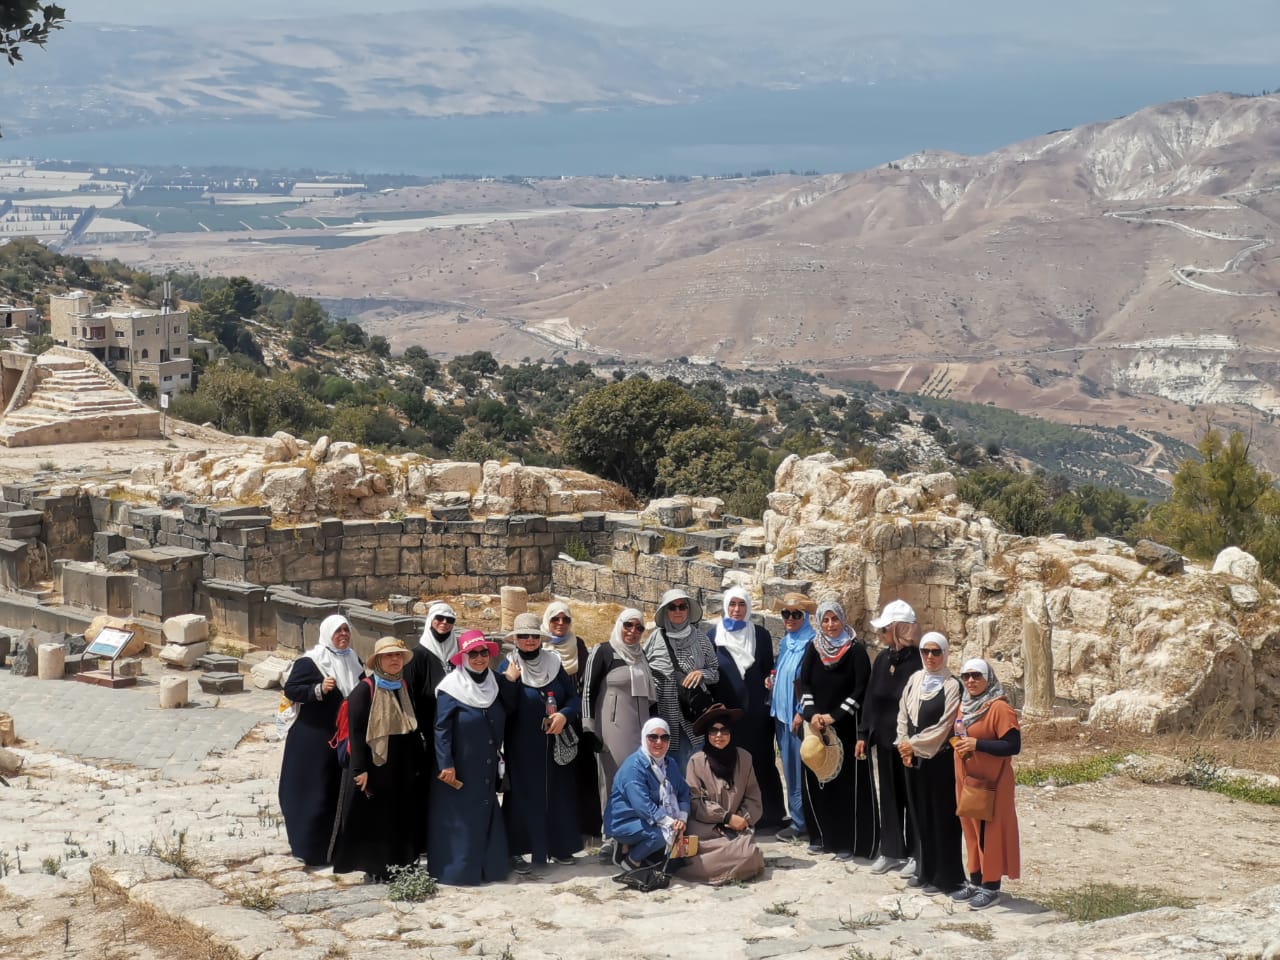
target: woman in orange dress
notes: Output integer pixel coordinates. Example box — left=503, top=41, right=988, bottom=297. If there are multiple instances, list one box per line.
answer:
left=951, top=658, right=1021, bottom=911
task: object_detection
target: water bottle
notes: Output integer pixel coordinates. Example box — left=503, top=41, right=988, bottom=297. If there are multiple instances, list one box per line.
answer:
left=546, top=691, right=557, bottom=718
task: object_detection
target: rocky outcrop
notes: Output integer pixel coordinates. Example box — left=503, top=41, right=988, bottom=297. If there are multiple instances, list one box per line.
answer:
left=119, top=433, right=636, bottom=520
left=757, top=452, right=1279, bottom=735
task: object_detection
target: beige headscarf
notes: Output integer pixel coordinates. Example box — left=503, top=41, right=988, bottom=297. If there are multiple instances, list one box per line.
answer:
left=542, top=600, right=579, bottom=675
left=365, top=639, right=418, bottom=767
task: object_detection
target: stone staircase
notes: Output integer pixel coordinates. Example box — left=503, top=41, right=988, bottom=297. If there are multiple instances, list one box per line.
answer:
left=0, top=353, right=160, bottom=447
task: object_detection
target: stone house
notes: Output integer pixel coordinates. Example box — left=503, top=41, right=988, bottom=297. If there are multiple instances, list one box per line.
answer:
left=48, top=291, right=193, bottom=395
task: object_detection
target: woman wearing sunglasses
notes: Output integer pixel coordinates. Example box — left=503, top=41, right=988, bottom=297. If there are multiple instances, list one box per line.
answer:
left=950, top=658, right=1021, bottom=911
left=500, top=612, right=582, bottom=875
left=770, top=592, right=816, bottom=842
left=603, top=717, right=690, bottom=869
left=643, top=588, right=718, bottom=769
left=895, top=632, right=965, bottom=896
left=429, top=630, right=516, bottom=885
left=681, top=704, right=766, bottom=885
left=582, top=608, right=658, bottom=860
left=542, top=600, right=603, bottom=843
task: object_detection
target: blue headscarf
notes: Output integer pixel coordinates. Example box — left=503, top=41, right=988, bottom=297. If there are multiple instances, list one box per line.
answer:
left=771, top=605, right=815, bottom=721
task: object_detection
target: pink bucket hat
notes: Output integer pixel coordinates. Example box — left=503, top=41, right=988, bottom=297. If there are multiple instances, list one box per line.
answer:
left=450, top=628, right=499, bottom=667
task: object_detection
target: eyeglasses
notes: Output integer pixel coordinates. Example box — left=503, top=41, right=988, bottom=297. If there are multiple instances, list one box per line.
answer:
left=434, top=616, right=456, bottom=624
left=707, top=725, right=729, bottom=736
left=960, top=672, right=985, bottom=681
left=466, top=649, right=490, bottom=659
left=646, top=734, right=671, bottom=743
left=780, top=610, right=804, bottom=620
left=516, top=634, right=540, bottom=641
left=621, top=621, right=644, bottom=632
left=921, top=648, right=943, bottom=657
left=550, top=615, right=571, bottom=624
left=668, top=602, right=690, bottom=612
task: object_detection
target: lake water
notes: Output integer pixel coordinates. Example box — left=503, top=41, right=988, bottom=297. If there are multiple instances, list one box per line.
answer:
left=3, top=61, right=1275, bottom=177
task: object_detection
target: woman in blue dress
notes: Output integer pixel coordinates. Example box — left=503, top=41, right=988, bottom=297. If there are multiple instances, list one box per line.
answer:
left=771, top=592, right=816, bottom=842
left=429, top=630, right=515, bottom=885
left=500, top=612, right=582, bottom=873
left=603, top=717, right=691, bottom=868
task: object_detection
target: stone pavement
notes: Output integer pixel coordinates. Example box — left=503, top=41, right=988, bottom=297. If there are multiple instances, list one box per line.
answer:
left=0, top=667, right=274, bottom=779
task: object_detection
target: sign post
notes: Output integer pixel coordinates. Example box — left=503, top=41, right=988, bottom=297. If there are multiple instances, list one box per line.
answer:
left=159, top=390, right=169, bottom=438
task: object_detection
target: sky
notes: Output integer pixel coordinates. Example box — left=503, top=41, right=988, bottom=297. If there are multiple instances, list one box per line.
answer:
left=82, top=1, right=1280, bottom=58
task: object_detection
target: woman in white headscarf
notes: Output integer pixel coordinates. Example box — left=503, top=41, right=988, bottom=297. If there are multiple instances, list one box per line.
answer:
left=542, top=600, right=602, bottom=841
left=895, top=631, right=965, bottom=896
left=584, top=608, right=658, bottom=851
left=603, top=717, right=690, bottom=869
left=707, top=587, right=786, bottom=831
left=643, top=588, right=718, bottom=769
left=279, top=614, right=363, bottom=865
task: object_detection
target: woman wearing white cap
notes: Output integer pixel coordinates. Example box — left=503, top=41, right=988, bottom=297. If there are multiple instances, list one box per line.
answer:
left=859, top=599, right=923, bottom=877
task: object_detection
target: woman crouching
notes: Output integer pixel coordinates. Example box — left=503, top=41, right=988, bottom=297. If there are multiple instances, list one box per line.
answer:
left=604, top=717, right=690, bottom=869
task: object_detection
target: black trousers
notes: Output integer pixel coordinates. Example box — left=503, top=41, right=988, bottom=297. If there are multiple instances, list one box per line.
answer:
left=873, top=744, right=913, bottom=860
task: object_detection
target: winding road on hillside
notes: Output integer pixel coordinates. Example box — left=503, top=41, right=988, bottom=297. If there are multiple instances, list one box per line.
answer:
left=1103, top=203, right=1275, bottom=298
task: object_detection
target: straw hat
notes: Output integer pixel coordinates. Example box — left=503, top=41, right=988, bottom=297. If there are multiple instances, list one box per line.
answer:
left=775, top=592, right=816, bottom=614
left=800, top=723, right=843, bottom=784
left=449, top=628, right=500, bottom=667
left=506, top=612, right=549, bottom=642
left=364, top=635, right=414, bottom=672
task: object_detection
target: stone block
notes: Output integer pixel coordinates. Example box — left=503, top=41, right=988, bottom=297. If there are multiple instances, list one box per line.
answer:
left=163, top=614, right=209, bottom=646
left=37, top=643, right=66, bottom=680
left=63, top=652, right=99, bottom=675
left=195, top=653, right=241, bottom=672
left=117, top=658, right=143, bottom=678
left=198, top=672, right=245, bottom=694
left=336, top=549, right=374, bottom=577
left=159, top=676, right=188, bottom=708
left=0, top=713, right=14, bottom=747
left=796, top=545, right=830, bottom=574
left=159, top=641, right=210, bottom=668
left=251, top=656, right=294, bottom=690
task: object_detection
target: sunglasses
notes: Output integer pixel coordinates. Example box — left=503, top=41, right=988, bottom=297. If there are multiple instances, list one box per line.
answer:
left=668, top=602, right=690, bottom=612
left=707, top=725, right=730, bottom=736
left=921, top=648, right=944, bottom=657
left=434, top=616, right=456, bottom=624
left=646, top=733, right=671, bottom=743
left=466, top=649, right=491, bottom=659
left=780, top=610, right=804, bottom=620
left=960, top=671, right=985, bottom=681
left=550, top=615, right=572, bottom=624
left=621, top=621, right=644, bottom=632
left=516, top=634, right=541, bottom=640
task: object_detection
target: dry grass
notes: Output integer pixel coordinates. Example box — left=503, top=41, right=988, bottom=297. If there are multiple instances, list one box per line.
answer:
left=1018, top=720, right=1280, bottom=777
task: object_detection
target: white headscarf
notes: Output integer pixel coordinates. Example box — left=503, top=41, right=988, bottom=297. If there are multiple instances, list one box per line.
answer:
left=714, top=587, right=757, bottom=678
left=918, top=631, right=950, bottom=697
left=421, top=601, right=459, bottom=668
left=609, top=608, right=657, bottom=699
left=541, top=600, right=579, bottom=675
left=436, top=656, right=499, bottom=709
left=306, top=615, right=361, bottom=696
left=640, top=717, right=682, bottom=840
left=509, top=626, right=561, bottom=690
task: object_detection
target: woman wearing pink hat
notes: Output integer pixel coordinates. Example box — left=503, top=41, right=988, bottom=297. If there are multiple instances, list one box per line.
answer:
left=428, top=629, right=516, bottom=885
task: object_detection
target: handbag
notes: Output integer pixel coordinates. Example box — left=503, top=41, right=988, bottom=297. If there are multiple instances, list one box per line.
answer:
left=553, top=724, right=580, bottom=766
left=660, top=631, right=714, bottom=725
left=956, top=773, right=997, bottom=820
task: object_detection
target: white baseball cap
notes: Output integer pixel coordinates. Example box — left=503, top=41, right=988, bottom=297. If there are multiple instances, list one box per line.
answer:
left=870, top=599, right=917, bottom=629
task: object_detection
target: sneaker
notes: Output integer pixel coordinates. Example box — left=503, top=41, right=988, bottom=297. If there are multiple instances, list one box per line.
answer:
left=922, top=883, right=941, bottom=894
left=834, top=851, right=855, bottom=862
left=905, top=874, right=925, bottom=888
left=869, top=855, right=905, bottom=876
left=806, top=843, right=825, bottom=855
left=969, top=889, right=1002, bottom=911
left=509, top=856, right=531, bottom=875
left=950, top=883, right=978, bottom=902
left=898, top=857, right=917, bottom=877
left=776, top=827, right=808, bottom=842
left=598, top=840, right=616, bottom=864
left=549, top=856, right=576, bottom=866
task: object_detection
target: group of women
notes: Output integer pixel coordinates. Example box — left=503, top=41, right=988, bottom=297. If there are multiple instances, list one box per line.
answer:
left=277, top=591, right=1021, bottom=904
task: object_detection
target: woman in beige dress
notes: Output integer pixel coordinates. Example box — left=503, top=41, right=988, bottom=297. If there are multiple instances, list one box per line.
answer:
left=680, top=704, right=765, bottom=885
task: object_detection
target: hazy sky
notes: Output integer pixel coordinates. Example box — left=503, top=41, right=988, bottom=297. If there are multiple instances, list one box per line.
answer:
left=83, top=0, right=1280, bottom=56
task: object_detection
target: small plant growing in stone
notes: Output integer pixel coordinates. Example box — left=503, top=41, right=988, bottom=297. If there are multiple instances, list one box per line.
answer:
left=764, top=901, right=797, bottom=917
left=42, top=856, right=60, bottom=875
left=386, top=863, right=438, bottom=903
left=235, top=883, right=277, bottom=911
left=562, top=536, right=590, bottom=562
left=151, top=829, right=196, bottom=874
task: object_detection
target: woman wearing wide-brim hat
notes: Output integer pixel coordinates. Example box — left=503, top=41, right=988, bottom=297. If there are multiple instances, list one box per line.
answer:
left=680, top=704, right=766, bottom=885
left=428, top=629, right=517, bottom=885
left=499, top=612, right=583, bottom=874
left=330, top=636, right=428, bottom=881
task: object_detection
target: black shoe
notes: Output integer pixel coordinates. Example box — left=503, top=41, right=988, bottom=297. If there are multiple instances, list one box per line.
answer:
left=906, top=875, right=925, bottom=888
left=510, top=856, right=531, bottom=875
left=922, top=883, right=941, bottom=894
left=549, top=856, right=576, bottom=865
left=598, top=840, right=616, bottom=864
left=775, top=827, right=808, bottom=842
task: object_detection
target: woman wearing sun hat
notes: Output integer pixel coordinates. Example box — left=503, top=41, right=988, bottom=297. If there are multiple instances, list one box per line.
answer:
left=771, top=591, right=816, bottom=842
left=643, top=588, right=718, bottom=769
left=428, top=629, right=516, bottom=885
left=681, top=704, right=766, bottom=885
left=330, top=636, right=427, bottom=881
left=542, top=599, right=603, bottom=843
left=500, top=612, right=582, bottom=874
